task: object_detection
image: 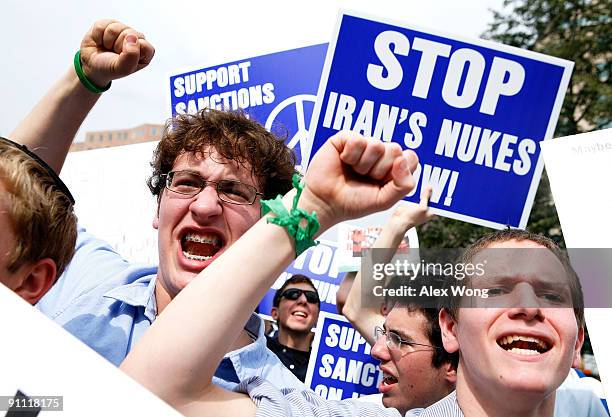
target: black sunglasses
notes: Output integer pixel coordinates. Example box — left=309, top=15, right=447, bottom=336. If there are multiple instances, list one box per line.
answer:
left=0, top=136, right=75, bottom=205
left=280, top=288, right=320, bottom=304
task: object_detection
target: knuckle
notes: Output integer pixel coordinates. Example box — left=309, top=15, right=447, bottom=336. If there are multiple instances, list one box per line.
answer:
left=389, top=142, right=402, bottom=154
left=372, top=141, right=385, bottom=155
left=354, top=165, right=369, bottom=175
left=105, top=22, right=126, bottom=39
left=93, top=19, right=112, bottom=30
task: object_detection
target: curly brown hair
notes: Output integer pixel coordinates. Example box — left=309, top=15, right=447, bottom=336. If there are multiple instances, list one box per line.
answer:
left=147, top=109, right=296, bottom=201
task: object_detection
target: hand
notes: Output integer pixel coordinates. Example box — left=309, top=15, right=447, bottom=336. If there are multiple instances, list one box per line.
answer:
left=79, top=19, right=155, bottom=87
left=388, top=185, right=435, bottom=232
left=301, top=131, right=418, bottom=231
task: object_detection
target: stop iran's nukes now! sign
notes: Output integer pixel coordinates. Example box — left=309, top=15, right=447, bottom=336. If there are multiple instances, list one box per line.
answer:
left=305, top=11, right=573, bottom=229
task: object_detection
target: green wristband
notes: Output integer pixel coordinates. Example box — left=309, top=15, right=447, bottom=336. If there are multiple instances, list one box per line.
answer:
left=261, top=173, right=320, bottom=257
left=73, top=50, right=111, bottom=94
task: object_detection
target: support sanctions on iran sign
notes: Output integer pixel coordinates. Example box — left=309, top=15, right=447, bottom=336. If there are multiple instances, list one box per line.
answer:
left=303, top=11, right=573, bottom=229
left=168, top=44, right=327, bottom=167
left=305, top=312, right=383, bottom=400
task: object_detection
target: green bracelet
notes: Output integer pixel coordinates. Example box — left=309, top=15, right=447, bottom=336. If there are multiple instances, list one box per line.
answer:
left=73, top=50, right=111, bottom=94
left=261, top=173, right=320, bottom=257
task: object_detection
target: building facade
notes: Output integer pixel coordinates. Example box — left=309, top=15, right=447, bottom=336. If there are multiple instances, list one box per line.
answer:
left=70, top=124, right=164, bottom=152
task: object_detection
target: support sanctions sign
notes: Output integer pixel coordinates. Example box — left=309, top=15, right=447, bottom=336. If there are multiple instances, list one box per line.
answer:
left=304, top=11, right=573, bottom=229
left=168, top=44, right=327, bottom=167
left=305, top=312, right=382, bottom=400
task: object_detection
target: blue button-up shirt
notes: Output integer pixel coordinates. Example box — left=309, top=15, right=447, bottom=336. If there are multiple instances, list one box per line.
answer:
left=37, top=228, right=304, bottom=391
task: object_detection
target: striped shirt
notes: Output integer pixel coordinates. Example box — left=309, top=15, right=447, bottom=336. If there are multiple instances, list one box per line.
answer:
left=405, top=391, right=463, bottom=417
left=237, top=377, right=462, bottom=417
left=237, top=377, right=608, bottom=417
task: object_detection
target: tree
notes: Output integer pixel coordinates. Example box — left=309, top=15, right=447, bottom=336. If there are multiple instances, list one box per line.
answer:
left=485, top=0, right=611, bottom=136
left=420, top=0, right=610, bottom=248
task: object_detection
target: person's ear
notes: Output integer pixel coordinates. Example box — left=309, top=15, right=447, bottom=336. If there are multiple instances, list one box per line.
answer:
left=572, top=326, right=585, bottom=368
left=14, top=258, right=57, bottom=305
left=443, top=360, right=457, bottom=385
left=439, top=309, right=460, bottom=354
left=271, top=307, right=279, bottom=321
left=152, top=195, right=163, bottom=229
left=152, top=210, right=159, bottom=229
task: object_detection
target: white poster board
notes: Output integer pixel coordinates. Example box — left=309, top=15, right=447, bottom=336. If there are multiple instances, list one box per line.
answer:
left=541, top=128, right=612, bottom=403
left=60, top=141, right=160, bottom=264
left=0, top=284, right=181, bottom=416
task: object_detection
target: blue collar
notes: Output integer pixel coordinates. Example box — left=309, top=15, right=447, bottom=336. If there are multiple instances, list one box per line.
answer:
left=103, top=274, right=158, bottom=322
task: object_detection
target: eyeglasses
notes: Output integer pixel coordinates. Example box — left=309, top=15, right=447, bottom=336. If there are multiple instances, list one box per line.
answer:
left=280, top=288, right=320, bottom=304
left=0, top=136, right=75, bottom=205
left=374, top=326, right=439, bottom=352
left=161, top=170, right=263, bottom=205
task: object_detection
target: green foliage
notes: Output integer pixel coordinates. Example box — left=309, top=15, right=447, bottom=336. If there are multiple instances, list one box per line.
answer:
left=484, top=0, right=611, bottom=137
left=421, top=0, right=610, bottom=248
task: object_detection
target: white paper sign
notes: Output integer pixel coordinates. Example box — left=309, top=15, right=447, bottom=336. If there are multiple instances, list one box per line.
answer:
left=541, top=128, right=612, bottom=404
left=0, top=284, right=181, bottom=416
left=60, top=142, right=160, bottom=264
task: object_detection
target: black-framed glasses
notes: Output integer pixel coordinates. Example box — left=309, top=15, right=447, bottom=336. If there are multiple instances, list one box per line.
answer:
left=374, top=326, right=439, bottom=352
left=280, top=288, right=320, bottom=305
left=0, top=136, right=75, bottom=205
left=161, top=170, right=263, bottom=205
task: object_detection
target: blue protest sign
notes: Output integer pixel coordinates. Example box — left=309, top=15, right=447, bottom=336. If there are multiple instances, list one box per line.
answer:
left=305, top=312, right=383, bottom=399
left=258, top=240, right=345, bottom=320
left=305, top=12, right=573, bottom=229
left=169, top=44, right=327, bottom=166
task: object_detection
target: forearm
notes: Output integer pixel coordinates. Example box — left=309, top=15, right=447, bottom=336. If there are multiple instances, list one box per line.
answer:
left=374, top=214, right=414, bottom=252
left=343, top=306, right=382, bottom=346
left=336, top=271, right=354, bottom=314
left=10, top=67, right=101, bottom=173
left=342, top=218, right=409, bottom=342
left=342, top=272, right=383, bottom=336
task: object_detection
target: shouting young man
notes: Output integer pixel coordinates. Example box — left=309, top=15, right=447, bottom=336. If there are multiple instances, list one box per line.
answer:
left=14, top=19, right=301, bottom=390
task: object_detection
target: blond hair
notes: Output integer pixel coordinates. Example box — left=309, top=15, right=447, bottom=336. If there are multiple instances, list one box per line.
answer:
left=0, top=141, right=77, bottom=276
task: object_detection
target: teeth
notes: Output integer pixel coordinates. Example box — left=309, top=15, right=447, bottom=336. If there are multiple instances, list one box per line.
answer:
left=185, top=233, right=221, bottom=246
left=293, top=312, right=307, bottom=318
left=509, top=347, right=541, bottom=356
left=383, top=375, right=398, bottom=385
left=182, top=232, right=222, bottom=261
left=182, top=251, right=212, bottom=261
left=499, top=335, right=547, bottom=349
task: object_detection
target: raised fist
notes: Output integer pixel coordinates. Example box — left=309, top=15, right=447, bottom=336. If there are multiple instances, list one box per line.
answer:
left=79, top=19, right=155, bottom=87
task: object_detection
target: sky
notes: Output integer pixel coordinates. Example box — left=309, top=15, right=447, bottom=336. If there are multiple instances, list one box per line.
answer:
left=0, top=0, right=505, bottom=141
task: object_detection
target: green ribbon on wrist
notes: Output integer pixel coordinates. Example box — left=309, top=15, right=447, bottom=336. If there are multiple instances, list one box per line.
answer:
left=73, top=50, right=112, bottom=94
left=261, top=173, right=320, bottom=257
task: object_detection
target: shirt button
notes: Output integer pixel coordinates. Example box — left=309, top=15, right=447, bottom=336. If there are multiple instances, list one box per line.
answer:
left=282, top=349, right=287, bottom=353
left=290, top=364, right=295, bottom=369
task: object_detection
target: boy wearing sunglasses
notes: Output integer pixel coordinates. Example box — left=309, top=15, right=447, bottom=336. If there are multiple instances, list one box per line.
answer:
left=268, top=274, right=321, bottom=381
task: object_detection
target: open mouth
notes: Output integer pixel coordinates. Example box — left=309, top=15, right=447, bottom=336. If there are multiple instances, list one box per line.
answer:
left=378, top=368, right=399, bottom=394
left=497, top=335, right=551, bottom=356
left=181, top=232, right=222, bottom=261
left=292, top=311, right=308, bottom=319
left=382, top=374, right=398, bottom=386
